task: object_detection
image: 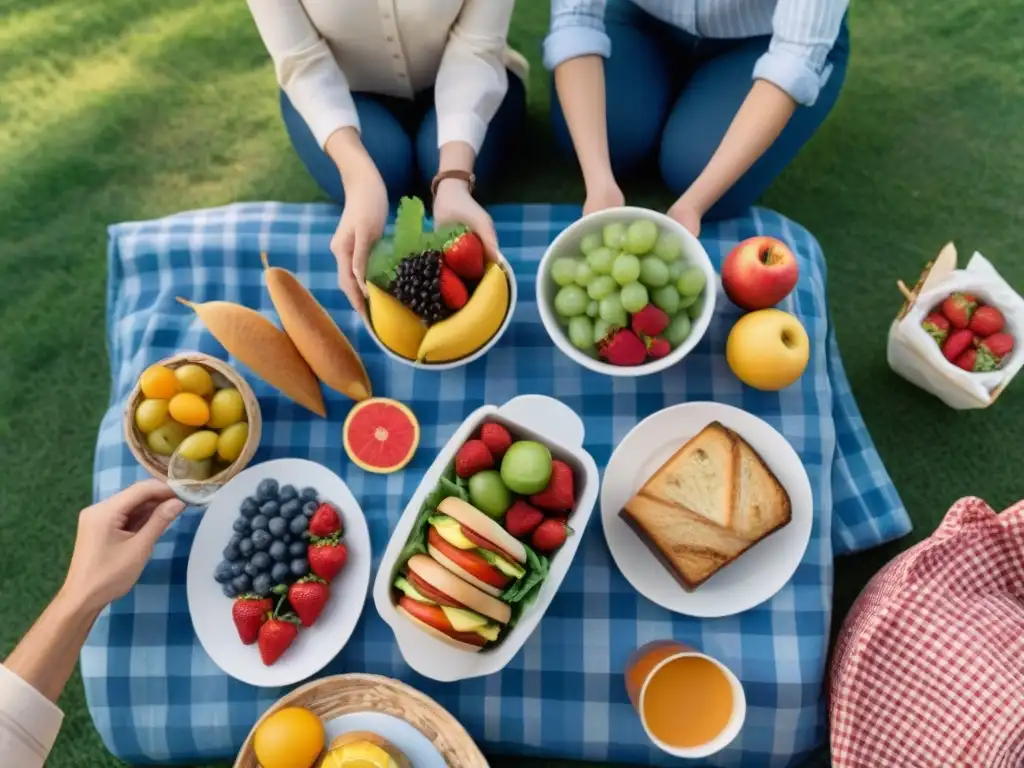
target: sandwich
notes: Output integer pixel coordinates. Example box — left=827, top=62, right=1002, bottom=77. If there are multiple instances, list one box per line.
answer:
left=620, top=421, right=791, bottom=590
left=325, top=731, right=411, bottom=768
left=394, top=553, right=511, bottom=651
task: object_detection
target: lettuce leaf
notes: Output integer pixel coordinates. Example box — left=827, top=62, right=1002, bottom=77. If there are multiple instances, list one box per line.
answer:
left=367, top=236, right=397, bottom=290
left=420, top=222, right=467, bottom=252
left=395, top=463, right=465, bottom=568
left=503, top=544, right=550, bottom=626
left=366, top=196, right=428, bottom=289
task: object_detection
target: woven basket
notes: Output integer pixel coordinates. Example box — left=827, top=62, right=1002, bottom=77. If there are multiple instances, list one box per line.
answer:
left=123, top=352, right=261, bottom=483
left=233, top=674, right=488, bottom=768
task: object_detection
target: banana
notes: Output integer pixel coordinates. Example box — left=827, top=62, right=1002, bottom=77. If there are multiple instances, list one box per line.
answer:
left=417, top=262, right=510, bottom=362
left=368, top=282, right=426, bottom=360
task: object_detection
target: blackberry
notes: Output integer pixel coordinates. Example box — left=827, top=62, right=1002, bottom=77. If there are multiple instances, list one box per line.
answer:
left=392, top=250, right=449, bottom=325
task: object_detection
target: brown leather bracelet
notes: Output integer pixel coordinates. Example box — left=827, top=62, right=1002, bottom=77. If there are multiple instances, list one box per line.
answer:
left=431, top=169, right=476, bottom=199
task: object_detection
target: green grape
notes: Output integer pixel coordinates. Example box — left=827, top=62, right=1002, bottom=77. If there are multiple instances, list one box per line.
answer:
left=677, top=293, right=698, bottom=309
left=665, top=314, right=692, bottom=346
left=568, top=316, right=594, bottom=350
left=554, top=285, right=588, bottom=317
left=652, top=284, right=681, bottom=314
left=592, top=318, right=613, bottom=345
left=580, top=232, right=603, bottom=256
left=611, top=253, right=641, bottom=285
left=668, top=260, right=688, bottom=282
left=654, top=232, right=683, bottom=262
left=677, top=267, right=707, bottom=296
left=639, top=256, right=670, bottom=288
left=551, top=257, right=578, bottom=287
left=602, top=221, right=628, bottom=249
left=575, top=262, right=596, bottom=287
left=687, top=296, right=705, bottom=319
left=620, top=282, right=649, bottom=314
left=625, top=220, right=659, bottom=254
left=586, top=300, right=599, bottom=317
left=598, top=292, right=628, bottom=327
left=587, top=275, right=617, bottom=300
left=586, top=246, right=616, bottom=275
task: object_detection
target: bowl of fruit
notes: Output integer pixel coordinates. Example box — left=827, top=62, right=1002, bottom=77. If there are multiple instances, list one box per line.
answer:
left=364, top=197, right=516, bottom=370
left=124, top=353, right=260, bottom=484
left=537, top=207, right=716, bottom=375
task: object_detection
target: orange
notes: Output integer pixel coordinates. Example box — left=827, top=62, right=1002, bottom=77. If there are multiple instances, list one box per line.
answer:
left=252, top=707, right=325, bottom=768
left=168, top=392, right=211, bottom=427
left=343, top=398, right=419, bottom=474
left=139, top=364, right=180, bottom=400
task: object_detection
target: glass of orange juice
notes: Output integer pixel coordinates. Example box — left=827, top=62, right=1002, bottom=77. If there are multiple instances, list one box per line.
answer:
left=625, top=640, right=746, bottom=758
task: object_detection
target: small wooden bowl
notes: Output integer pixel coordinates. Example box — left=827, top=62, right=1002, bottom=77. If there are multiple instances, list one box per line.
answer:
left=233, top=674, right=488, bottom=768
left=123, top=352, right=262, bottom=483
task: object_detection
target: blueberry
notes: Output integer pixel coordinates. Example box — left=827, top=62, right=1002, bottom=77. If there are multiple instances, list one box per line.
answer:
left=299, top=486, right=319, bottom=504
left=283, top=533, right=293, bottom=544
left=240, top=497, right=260, bottom=518
left=268, top=540, right=288, bottom=562
left=255, top=478, right=279, bottom=503
left=229, top=562, right=245, bottom=578
left=232, top=516, right=250, bottom=534
left=251, top=551, right=272, bottom=570
left=214, top=561, right=233, bottom=583
left=302, top=500, right=318, bottom=518
left=260, top=501, right=280, bottom=518
left=232, top=574, right=251, bottom=593
left=251, top=530, right=272, bottom=551
left=289, top=540, right=307, bottom=557
left=289, top=514, right=309, bottom=535
left=279, top=484, right=298, bottom=503
left=280, top=499, right=302, bottom=520
left=271, top=562, right=290, bottom=583
left=251, top=515, right=269, bottom=532
left=268, top=517, right=288, bottom=537
left=238, top=538, right=254, bottom=557
left=228, top=532, right=244, bottom=548
left=244, top=561, right=261, bottom=578
left=222, top=582, right=238, bottom=598
left=222, top=544, right=241, bottom=562
left=252, top=573, right=272, bottom=597
left=290, top=558, right=309, bottom=577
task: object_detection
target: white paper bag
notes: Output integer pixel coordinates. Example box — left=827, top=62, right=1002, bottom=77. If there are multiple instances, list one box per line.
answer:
left=887, top=252, right=1024, bottom=409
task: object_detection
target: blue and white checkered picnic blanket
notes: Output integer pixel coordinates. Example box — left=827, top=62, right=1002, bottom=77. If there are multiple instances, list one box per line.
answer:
left=84, top=202, right=911, bottom=766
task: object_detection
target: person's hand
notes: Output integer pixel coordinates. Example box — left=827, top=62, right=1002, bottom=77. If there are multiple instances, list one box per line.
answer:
left=583, top=176, right=625, bottom=216
left=432, top=179, right=498, bottom=257
left=668, top=194, right=703, bottom=238
left=331, top=167, right=389, bottom=317
left=61, top=480, right=186, bottom=612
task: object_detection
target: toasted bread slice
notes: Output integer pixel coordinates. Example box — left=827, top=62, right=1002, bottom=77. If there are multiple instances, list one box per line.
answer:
left=732, top=435, right=792, bottom=541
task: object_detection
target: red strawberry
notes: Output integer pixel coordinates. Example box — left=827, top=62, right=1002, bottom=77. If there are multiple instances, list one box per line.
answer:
left=504, top=499, right=544, bottom=538
left=531, top=519, right=573, bottom=554
left=969, top=305, right=1005, bottom=336
left=258, top=615, right=300, bottom=666
left=978, top=332, right=1015, bottom=363
left=631, top=304, right=669, bottom=337
left=479, top=422, right=513, bottom=459
left=309, top=503, right=342, bottom=538
left=942, top=328, right=974, bottom=362
left=308, top=536, right=348, bottom=582
left=940, top=292, right=978, bottom=329
left=598, top=329, right=647, bottom=366
left=444, top=231, right=485, bottom=281
left=646, top=336, right=671, bottom=359
left=529, top=460, right=575, bottom=512
left=232, top=594, right=272, bottom=645
left=922, top=312, right=950, bottom=345
left=455, top=439, right=493, bottom=478
left=288, top=576, right=330, bottom=627
left=439, top=266, right=469, bottom=311
left=954, top=348, right=998, bottom=372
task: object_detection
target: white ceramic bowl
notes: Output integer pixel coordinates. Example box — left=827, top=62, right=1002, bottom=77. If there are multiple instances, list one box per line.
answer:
left=372, top=395, right=600, bottom=682
left=363, top=252, right=518, bottom=371
left=536, top=207, right=717, bottom=377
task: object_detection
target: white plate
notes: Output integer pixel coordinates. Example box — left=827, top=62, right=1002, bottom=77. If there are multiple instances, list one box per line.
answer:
left=323, top=712, right=446, bottom=767
left=186, top=458, right=372, bottom=687
left=600, top=402, right=813, bottom=617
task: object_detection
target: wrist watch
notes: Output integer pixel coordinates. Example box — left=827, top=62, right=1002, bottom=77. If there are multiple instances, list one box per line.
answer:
left=431, top=170, right=476, bottom=199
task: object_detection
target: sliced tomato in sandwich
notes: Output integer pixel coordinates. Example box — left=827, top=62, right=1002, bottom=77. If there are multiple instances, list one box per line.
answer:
left=428, top=527, right=511, bottom=589
left=397, top=596, right=488, bottom=647
left=407, top=569, right=462, bottom=607
left=459, top=525, right=522, bottom=565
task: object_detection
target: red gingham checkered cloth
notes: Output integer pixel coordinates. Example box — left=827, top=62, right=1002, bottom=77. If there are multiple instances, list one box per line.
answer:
left=829, top=497, right=1024, bottom=767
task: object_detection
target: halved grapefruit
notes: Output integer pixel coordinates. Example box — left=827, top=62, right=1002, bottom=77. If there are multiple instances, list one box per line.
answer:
left=343, top=398, right=420, bottom=474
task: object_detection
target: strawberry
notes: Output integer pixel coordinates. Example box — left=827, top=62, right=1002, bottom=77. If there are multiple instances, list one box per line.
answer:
left=288, top=576, right=330, bottom=627
left=968, top=305, right=1005, bottom=336
left=455, top=439, right=493, bottom=478
left=439, top=266, right=469, bottom=311
left=257, top=596, right=300, bottom=666
left=529, top=460, right=575, bottom=512
left=232, top=594, right=272, bottom=645
left=531, top=518, right=573, bottom=554
left=479, top=422, right=513, bottom=459
left=646, top=336, right=671, bottom=359
left=631, top=304, right=669, bottom=337
left=444, top=231, right=485, bottom=281
left=308, top=503, right=342, bottom=538
left=978, top=331, right=1015, bottom=363
left=922, top=312, right=950, bottom=346
left=598, top=328, right=647, bottom=366
left=940, top=292, right=978, bottom=329
left=505, top=499, right=545, bottom=538
left=308, top=536, right=348, bottom=582
left=942, top=328, right=974, bottom=362
left=954, top=348, right=998, bottom=372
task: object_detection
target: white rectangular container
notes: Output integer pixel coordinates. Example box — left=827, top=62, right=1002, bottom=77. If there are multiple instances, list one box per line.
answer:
left=372, top=394, right=600, bottom=682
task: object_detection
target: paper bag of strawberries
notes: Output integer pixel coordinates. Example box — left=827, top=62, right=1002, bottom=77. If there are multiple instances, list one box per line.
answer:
left=887, top=247, right=1024, bottom=408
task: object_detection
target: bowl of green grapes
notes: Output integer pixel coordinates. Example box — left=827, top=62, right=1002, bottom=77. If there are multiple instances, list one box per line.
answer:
left=536, top=207, right=716, bottom=376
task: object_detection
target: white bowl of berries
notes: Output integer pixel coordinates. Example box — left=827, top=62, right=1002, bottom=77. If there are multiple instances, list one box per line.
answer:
left=537, top=207, right=716, bottom=376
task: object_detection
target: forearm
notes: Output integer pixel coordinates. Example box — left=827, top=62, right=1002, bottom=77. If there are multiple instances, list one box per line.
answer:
left=680, top=80, right=796, bottom=213
left=554, top=56, right=615, bottom=188
left=324, top=127, right=380, bottom=192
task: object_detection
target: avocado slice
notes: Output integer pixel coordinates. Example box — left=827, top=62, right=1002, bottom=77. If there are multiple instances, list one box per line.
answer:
left=440, top=605, right=489, bottom=631
left=478, top=550, right=526, bottom=579
left=394, top=575, right=436, bottom=604
left=428, top=515, right=476, bottom=550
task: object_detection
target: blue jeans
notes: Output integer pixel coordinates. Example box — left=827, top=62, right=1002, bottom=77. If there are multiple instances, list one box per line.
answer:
left=282, top=73, right=527, bottom=205
left=552, top=1, right=850, bottom=219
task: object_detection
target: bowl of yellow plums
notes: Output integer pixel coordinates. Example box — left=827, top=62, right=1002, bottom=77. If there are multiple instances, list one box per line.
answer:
left=124, top=353, right=261, bottom=486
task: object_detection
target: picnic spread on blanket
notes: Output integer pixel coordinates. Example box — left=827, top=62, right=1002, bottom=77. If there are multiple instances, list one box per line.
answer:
left=90, top=197, right=1002, bottom=766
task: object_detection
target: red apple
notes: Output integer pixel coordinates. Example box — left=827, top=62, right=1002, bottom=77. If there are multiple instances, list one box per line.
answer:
left=721, top=236, right=799, bottom=311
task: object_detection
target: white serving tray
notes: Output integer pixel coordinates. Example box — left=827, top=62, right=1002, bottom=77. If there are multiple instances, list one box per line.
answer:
left=372, top=395, right=600, bottom=682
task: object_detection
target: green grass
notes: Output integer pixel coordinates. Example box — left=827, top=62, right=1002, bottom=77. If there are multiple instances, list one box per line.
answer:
left=1, top=1, right=1023, bottom=766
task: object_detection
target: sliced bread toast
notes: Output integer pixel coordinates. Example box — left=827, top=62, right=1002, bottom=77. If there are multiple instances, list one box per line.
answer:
left=732, top=433, right=792, bottom=541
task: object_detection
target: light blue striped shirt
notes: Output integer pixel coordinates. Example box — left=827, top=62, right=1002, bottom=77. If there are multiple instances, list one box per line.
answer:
left=545, top=0, right=848, bottom=106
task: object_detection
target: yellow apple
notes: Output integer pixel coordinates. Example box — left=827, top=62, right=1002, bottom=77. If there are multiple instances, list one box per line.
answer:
left=726, top=309, right=809, bottom=390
